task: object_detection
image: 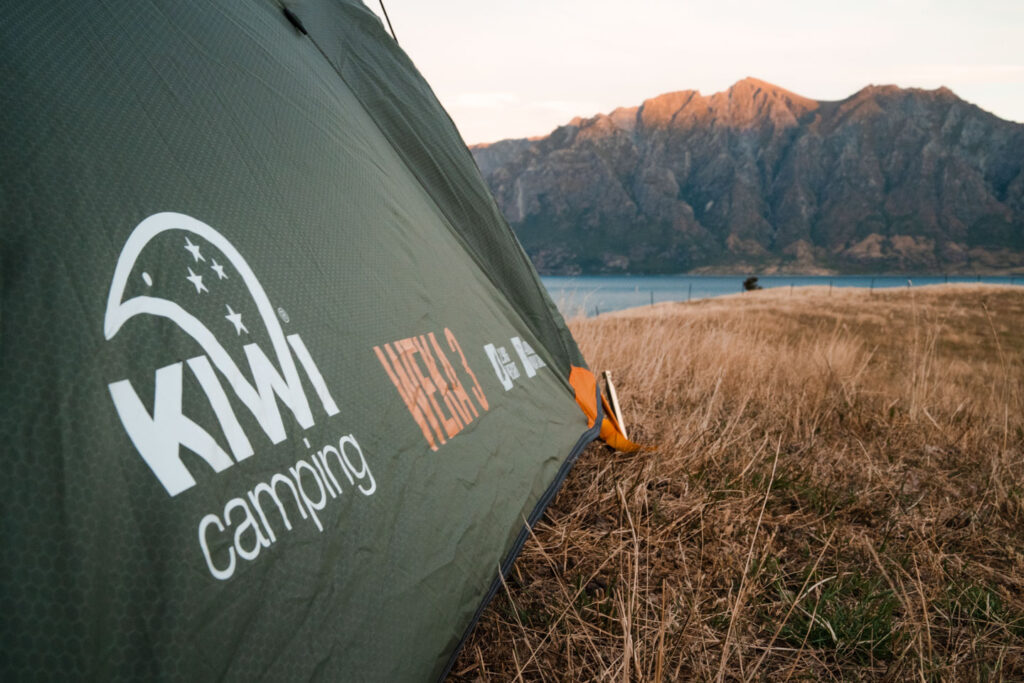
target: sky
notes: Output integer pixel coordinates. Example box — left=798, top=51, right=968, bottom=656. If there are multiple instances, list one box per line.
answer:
left=365, top=0, right=1024, bottom=145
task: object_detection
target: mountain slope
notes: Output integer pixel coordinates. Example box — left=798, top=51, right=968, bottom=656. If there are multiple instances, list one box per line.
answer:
left=471, top=78, right=1024, bottom=274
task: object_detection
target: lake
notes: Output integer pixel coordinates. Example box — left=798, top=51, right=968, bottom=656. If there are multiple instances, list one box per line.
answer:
left=541, top=274, right=1023, bottom=317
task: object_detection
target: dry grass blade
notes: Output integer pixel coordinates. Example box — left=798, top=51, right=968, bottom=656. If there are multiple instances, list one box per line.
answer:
left=716, top=440, right=781, bottom=681
left=746, top=527, right=837, bottom=681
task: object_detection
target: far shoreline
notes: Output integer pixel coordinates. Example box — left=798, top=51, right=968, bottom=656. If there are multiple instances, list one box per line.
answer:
left=539, top=268, right=1024, bottom=278
left=541, top=273, right=1024, bottom=318
left=601, top=281, right=1024, bottom=318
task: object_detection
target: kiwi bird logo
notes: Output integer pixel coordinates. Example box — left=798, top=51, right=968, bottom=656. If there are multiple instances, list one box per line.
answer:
left=104, top=212, right=339, bottom=496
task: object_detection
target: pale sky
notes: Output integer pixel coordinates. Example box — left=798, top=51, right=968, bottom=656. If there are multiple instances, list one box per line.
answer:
left=366, top=0, right=1024, bottom=145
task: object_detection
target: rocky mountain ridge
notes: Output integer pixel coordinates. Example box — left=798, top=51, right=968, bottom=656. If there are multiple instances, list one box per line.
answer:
left=470, top=78, right=1024, bottom=274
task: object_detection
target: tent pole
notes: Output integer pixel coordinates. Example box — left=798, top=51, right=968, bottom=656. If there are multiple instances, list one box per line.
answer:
left=378, top=1, right=399, bottom=43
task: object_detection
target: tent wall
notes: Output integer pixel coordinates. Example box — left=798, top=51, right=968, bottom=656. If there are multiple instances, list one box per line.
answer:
left=0, top=1, right=595, bottom=679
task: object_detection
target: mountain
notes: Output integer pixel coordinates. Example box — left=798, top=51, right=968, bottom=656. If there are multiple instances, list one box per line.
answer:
left=470, top=78, right=1024, bottom=274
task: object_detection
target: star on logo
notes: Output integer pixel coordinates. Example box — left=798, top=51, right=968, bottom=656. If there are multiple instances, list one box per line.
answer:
left=210, top=259, right=228, bottom=280
left=224, top=304, right=248, bottom=335
left=186, top=267, right=208, bottom=294
left=184, top=236, right=205, bottom=262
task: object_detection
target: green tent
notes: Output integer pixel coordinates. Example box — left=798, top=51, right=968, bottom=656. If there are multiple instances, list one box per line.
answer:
left=0, top=1, right=633, bottom=679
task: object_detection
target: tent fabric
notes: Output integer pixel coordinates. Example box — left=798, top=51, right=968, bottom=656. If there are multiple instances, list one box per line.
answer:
left=0, top=1, right=607, bottom=679
left=296, top=1, right=586, bottom=380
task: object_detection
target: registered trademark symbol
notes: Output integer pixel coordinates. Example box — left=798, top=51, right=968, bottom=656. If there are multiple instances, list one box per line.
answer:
left=277, top=307, right=290, bottom=323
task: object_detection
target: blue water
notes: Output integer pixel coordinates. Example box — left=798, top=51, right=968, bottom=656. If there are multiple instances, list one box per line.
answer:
left=541, top=274, right=1023, bottom=317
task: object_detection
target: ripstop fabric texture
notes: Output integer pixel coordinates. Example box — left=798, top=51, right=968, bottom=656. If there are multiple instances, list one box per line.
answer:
left=0, top=1, right=599, bottom=679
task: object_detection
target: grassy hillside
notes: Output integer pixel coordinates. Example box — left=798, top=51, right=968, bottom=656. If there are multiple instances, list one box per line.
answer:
left=450, top=285, right=1024, bottom=680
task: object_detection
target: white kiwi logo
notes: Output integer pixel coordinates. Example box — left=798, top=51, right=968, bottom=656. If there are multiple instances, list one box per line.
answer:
left=104, top=212, right=340, bottom=496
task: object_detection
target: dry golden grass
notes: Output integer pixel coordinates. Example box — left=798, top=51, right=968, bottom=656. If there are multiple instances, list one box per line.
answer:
left=449, top=284, right=1024, bottom=681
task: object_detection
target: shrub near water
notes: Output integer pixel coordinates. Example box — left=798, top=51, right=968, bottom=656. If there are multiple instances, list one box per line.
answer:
left=449, top=284, right=1024, bottom=681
